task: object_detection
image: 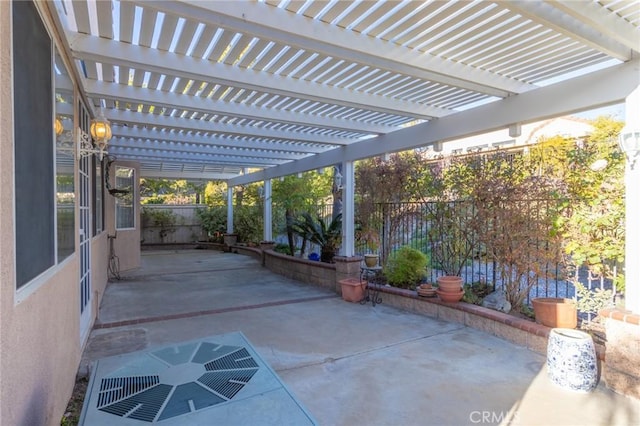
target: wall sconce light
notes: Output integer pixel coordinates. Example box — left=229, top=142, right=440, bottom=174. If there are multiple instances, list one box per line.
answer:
left=54, top=117, right=64, bottom=136
left=75, top=111, right=113, bottom=160
left=618, top=127, right=640, bottom=168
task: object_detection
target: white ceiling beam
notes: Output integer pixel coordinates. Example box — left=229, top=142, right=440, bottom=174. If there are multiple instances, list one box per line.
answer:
left=69, top=33, right=450, bottom=119
left=546, top=0, right=640, bottom=56
left=139, top=169, right=239, bottom=180
left=110, top=137, right=309, bottom=160
left=83, top=79, right=393, bottom=134
left=229, top=59, right=640, bottom=185
left=102, top=106, right=352, bottom=146
left=109, top=148, right=286, bottom=167
left=111, top=126, right=329, bottom=154
left=139, top=0, right=534, bottom=97
left=505, top=1, right=635, bottom=60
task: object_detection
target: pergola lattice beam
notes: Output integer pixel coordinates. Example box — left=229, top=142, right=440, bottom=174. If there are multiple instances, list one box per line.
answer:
left=109, top=137, right=311, bottom=160
left=102, top=109, right=352, bottom=146
left=111, top=126, right=329, bottom=154
left=139, top=0, right=534, bottom=97
left=504, top=1, right=636, bottom=60
left=229, top=59, right=640, bottom=185
left=109, top=148, right=287, bottom=167
left=83, top=79, right=394, bottom=134
left=138, top=169, right=239, bottom=180
left=69, top=33, right=449, bottom=120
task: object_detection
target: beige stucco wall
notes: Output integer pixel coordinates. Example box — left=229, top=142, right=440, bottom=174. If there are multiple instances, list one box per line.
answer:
left=0, top=2, right=113, bottom=424
left=92, top=232, right=109, bottom=313
left=106, top=160, right=141, bottom=272
left=0, top=3, right=82, bottom=423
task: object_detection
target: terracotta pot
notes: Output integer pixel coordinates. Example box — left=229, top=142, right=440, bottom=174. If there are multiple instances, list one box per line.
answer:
left=436, top=288, right=464, bottom=303
left=339, top=278, right=365, bottom=303
left=364, top=254, right=379, bottom=268
left=532, top=298, right=577, bottom=329
left=437, top=275, right=463, bottom=293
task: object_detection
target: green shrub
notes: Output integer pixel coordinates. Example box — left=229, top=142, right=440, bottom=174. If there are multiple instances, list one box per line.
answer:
left=234, top=205, right=263, bottom=244
left=196, top=206, right=226, bottom=242
left=383, top=246, right=428, bottom=289
left=274, top=243, right=293, bottom=255
left=462, top=281, right=491, bottom=305
left=142, top=208, right=177, bottom=242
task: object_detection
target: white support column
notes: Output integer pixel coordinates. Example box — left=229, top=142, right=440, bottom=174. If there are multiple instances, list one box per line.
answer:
left=341, top=161, right=355, bottom=257
left=622, top=86, right=640, bottom=313
left=226, top=185, right=234, bottom=234
left=263, top=179, right=272, bottom=241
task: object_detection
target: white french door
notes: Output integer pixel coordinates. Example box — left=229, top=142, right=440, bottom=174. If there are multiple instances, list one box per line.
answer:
left=78, top=100, right=92, bottom=342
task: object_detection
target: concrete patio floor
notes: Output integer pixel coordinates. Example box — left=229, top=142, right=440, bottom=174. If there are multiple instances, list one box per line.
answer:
left=81, top=249, right=640, bottom=426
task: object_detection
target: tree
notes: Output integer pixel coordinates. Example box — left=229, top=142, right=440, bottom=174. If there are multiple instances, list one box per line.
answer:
left=446, top=152, right=564, bottom=311
left=272, top=172, right=333, bottom=256
left=355, top=152, right=443, bottom=259
left=140, top=178, right=202, bottom=204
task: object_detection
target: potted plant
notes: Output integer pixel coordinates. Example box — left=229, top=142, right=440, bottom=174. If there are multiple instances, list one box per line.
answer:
left=364, top=253, right=379, bottom=267
left=531, top=297, right=578, bottom=328
left=291, top=212, right=342, bottom=263
left=355, top=223, right=381, bottom=267
left=426, top=201, right=475, bottom=302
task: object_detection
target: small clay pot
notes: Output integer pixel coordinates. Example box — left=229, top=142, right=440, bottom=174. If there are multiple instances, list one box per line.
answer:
left=437, top=275, right=463, bottom=293
left=436, top=288, right=464, bottom=303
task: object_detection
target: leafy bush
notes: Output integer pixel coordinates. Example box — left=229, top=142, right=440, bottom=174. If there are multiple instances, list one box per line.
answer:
left=234, top=205, right=263, bottom=244
left=274, top=243, right=293, bottom=255
left=142, top=208, right=178, bottom=242
left=574, top=281, right=614, bottom=322
left=383, top=246, right=428, bottom=289
left=462, top=281, right=491, bottom=305
left=196, top=206, right=226, bottom=242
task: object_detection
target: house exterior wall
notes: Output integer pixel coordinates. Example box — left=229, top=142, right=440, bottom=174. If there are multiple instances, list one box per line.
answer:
left=426, top=117, right=593, bottom=156
left=106, top=160, right=141, bottom=272
left=92, top=232, right=109, bottom=311
left=0, top=2, right=139, bottom=424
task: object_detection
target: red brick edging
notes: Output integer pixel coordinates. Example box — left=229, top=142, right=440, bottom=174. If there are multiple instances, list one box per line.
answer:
left=375, top=284, right=550, bottom=336
left=371, top=284, right=606, bottom=360
left=599, top=308, right=640, bottom=325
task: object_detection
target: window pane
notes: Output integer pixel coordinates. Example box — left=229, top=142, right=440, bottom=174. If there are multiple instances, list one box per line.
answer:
left=95, top=157, right=103, bottom=234
left=55, top=50, right=75, bottom=261
left=13, top=1, right=55, bottom=288
left=115, top=167, right=135, bottom=229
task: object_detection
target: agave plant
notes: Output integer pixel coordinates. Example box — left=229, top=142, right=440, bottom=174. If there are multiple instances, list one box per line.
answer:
left=291, top=212, right=342, bottom=263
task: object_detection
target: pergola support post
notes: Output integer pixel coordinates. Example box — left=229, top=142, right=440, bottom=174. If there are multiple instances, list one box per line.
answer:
left=622, top=85, right=640, bottom=314
left=226, top=185, right=234, bottom=235
left=263, top=179, right=273, bottom=242
left=340, top=160, right=355, bottom=257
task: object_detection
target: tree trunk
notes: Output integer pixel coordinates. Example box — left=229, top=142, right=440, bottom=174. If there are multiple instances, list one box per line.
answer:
left=286, top=208, right=296, bottom=256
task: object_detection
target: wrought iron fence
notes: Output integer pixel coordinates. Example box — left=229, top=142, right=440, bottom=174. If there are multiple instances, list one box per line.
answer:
left=356, top=200, right=618, bottom=311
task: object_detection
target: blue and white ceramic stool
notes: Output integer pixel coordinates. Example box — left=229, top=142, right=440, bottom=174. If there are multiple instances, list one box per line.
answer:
left=546, top=328, right=598, bottom=392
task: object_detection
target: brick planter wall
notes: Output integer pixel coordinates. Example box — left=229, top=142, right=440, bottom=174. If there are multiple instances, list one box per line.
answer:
left=263, top=250, right=336, bottom=291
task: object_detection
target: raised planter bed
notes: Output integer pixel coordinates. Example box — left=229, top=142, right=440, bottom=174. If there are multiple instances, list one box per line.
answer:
left=366, top=284, right=605, bottom=360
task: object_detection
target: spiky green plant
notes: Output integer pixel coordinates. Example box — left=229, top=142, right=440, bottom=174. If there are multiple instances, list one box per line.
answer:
left=291, top=213, right=342, bottom=263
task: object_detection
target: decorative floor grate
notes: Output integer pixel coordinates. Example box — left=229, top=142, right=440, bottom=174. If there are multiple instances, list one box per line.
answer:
left=80, top=332, right=316, bottom=425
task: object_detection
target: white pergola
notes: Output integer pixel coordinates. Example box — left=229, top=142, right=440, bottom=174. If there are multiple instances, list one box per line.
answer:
left=49, top=0, right=640, bottom=310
